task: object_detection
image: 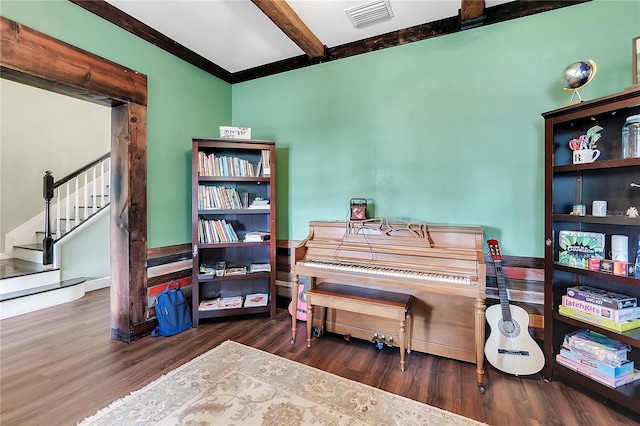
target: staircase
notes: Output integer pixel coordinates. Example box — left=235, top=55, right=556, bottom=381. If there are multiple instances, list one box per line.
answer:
left=1, top=154, right=110, bottom=319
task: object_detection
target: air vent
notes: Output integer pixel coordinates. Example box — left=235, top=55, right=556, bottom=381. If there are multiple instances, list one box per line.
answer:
left=345, top=0, right=394, bottom=29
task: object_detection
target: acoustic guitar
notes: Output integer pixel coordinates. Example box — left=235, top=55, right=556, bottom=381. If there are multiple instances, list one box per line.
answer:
left=485, top=239, right=545, bottom=376
left=288, top=279, right=308, bottom=321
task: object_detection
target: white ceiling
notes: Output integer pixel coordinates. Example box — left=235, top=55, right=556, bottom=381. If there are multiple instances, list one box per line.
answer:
left=106, top=0, right=511, bottom=74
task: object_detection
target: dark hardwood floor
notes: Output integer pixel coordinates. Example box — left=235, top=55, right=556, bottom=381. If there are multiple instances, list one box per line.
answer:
left=1, top=288, right=638, bottom=425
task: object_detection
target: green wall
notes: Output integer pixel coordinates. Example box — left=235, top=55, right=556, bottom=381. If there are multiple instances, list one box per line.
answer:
left=1, top=0, right=232, bottom=249
left=232, top=0, right=640, bottom=257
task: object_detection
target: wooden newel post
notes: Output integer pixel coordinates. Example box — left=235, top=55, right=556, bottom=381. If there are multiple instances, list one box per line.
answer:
left=43, top=170, right=54, bottom=266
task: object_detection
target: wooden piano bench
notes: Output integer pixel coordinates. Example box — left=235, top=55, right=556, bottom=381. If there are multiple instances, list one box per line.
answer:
left=305, top=282, right=413, bottom=371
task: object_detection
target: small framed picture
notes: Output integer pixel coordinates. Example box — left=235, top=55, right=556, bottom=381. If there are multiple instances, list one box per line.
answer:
left=634, top=36, right=640, bottom=85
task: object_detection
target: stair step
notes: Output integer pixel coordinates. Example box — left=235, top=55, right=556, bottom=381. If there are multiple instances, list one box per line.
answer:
left=0, top=277, right=86, bottom=319
left=0, top=268, right=61, bottom=294
left=13, top=245, right=44, bottom=263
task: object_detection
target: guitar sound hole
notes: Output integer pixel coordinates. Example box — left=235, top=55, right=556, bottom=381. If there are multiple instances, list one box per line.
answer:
left=499, top=319, right=520, bottom=337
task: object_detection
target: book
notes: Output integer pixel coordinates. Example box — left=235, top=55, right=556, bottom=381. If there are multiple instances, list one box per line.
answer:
left=559, top=305, right=640, bottom=332
left=564, top=330, right=630, bottom=365
left=562, top=295, right=640, bottom=322
left=559, top=347, right=634, bottom=378
left=555, top=354, right=640, bottom=388
left=219, top=296, right=243, bottom=308
left=566, top=286, right=637, bottom=310
left=558, top=231, right=605, bottom=269
left=243, top=293, right=269, bottom=307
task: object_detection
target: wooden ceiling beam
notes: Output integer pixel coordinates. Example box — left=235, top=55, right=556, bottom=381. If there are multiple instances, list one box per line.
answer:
left=460, top=0, right=486, bottom=22
left=251, top=0, right=325, bottom=59
left=459, top=0, right=486, bottom=30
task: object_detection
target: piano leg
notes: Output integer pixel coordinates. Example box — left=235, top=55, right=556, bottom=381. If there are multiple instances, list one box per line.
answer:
left=474, top=297, right=486, bottom=394
left=399, top=318, right=406, bottom=372
left=306, top=303, right=313, bottom=348
left=291, top=274, right=300, bottom=344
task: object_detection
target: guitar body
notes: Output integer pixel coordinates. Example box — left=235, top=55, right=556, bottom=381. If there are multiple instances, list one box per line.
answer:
left=485, top=303, right=545, bottom=376
left=288, top=280, right=308, bottom=321
left=485, top=239, right=544, bottom=376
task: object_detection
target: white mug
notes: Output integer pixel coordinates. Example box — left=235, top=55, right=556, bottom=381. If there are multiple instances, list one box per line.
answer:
left=592, top=200, right=607, bottom=217
left=572, top=149, right=600, bottom=164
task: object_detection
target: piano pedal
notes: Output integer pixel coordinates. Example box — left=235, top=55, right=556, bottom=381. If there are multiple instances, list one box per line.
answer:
left=376, top=334, right=386, bottom=350
left=370, top=333, right=379, bottom=344
left=386, top=336, right=394, bottom=348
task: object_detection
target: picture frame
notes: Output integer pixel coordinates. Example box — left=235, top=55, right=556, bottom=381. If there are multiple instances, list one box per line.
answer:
left=634, top=36, right=640, bottom=85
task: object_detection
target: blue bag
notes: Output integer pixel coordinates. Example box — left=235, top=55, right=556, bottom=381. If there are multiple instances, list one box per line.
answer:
left=152, top=283, right=192, bottom=337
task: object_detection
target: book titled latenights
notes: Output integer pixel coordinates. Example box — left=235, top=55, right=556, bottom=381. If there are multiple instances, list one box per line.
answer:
left=562, top=295, right=640, bottom=323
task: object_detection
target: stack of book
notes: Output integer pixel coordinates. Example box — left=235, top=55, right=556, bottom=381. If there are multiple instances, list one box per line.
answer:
left=249, top=263, right=271, bottom=273
left=198, top=152, right=257, bottom=177
left=556, top=329, right=640, bottom=388
left=244, top=231, right=270, bottom=242
left=198, top=218, right=239, bottom=243
left=559, top=286, right=640, bottom=333
left=247, top=198, right=269, bottom=209
left=198, top=185, right=244, bottom=210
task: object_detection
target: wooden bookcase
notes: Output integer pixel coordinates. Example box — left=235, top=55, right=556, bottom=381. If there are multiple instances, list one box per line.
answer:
left=191, top=137, right=276, bottom=326
left=542, top=87, right=640, bottom=414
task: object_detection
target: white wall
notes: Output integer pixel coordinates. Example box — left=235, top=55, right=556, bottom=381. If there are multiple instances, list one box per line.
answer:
left=0, top=79, right=110, bottom=254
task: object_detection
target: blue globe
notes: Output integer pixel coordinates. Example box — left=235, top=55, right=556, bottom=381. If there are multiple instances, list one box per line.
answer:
left=562, top=60, right=597, bottom=90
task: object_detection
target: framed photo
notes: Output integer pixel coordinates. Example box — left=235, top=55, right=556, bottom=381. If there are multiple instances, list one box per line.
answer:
left=634, top=36, right=640, bottom=85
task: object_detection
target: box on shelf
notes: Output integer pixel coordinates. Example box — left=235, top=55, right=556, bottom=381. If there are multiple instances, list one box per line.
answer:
left=558, top=231, right=604, bottom=269
left=219, top=126, right=251, bottom=139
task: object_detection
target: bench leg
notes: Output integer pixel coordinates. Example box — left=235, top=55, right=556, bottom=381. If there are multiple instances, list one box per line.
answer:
left=306, top=304, right=313, bottom=348
left=399, top=317, right=406, bottom=372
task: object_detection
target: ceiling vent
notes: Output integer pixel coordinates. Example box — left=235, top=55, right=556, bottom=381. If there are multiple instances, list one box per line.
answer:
left=345, top=0, right=394, bottom=29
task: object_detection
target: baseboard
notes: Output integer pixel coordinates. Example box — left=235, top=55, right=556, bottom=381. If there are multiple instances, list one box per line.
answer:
left=0, top=253, right=11, bottom=260
left=86, top=276, right=110, bottom=292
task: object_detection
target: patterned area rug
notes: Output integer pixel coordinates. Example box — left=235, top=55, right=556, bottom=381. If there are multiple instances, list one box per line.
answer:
left=80, top=340, right=483, bottom=425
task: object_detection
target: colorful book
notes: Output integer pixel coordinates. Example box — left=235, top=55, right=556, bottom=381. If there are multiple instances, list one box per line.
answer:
left=555, top=355, right=640, bottom=389
left=562, top=295, right=640, bottom=323
left=566, top=286, right=637, bottom=310
left=559, top=305, right=640, bottom=332
left=564, top=330, right=630, bottom=367
left=559, top=347, right=634, bottom=378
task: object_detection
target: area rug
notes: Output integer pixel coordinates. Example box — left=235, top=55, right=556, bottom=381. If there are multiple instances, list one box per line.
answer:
left=80, top=340, right=483, bottom=425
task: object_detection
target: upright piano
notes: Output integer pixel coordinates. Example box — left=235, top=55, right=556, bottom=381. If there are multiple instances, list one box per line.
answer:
left=291, top=218, right=487, bottom=390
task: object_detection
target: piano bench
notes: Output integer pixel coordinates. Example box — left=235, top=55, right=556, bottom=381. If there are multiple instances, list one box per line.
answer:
left=305, top=282, right=413, bottom=371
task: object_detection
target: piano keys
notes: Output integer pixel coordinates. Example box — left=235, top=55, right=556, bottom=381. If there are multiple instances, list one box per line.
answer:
left=291, top=218, right=487, bottom=391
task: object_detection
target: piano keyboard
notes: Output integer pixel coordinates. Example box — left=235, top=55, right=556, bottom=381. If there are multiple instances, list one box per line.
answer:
left=300, top=260, right=472, bottom=285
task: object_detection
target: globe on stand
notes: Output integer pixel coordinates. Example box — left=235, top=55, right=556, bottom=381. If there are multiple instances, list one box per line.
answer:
left=561, top=59, right=597, bottom=105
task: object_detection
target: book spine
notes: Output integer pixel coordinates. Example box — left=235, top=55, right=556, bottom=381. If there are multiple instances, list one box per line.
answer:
left=562, top=295, right=640, bottom=322
left=566, top=287, right=637, bottom=310
left=558, top=305, right=640, bottom=332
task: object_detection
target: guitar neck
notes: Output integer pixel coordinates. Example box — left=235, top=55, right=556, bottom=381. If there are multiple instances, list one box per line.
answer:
left=495, top=260, right=513, bottom=323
